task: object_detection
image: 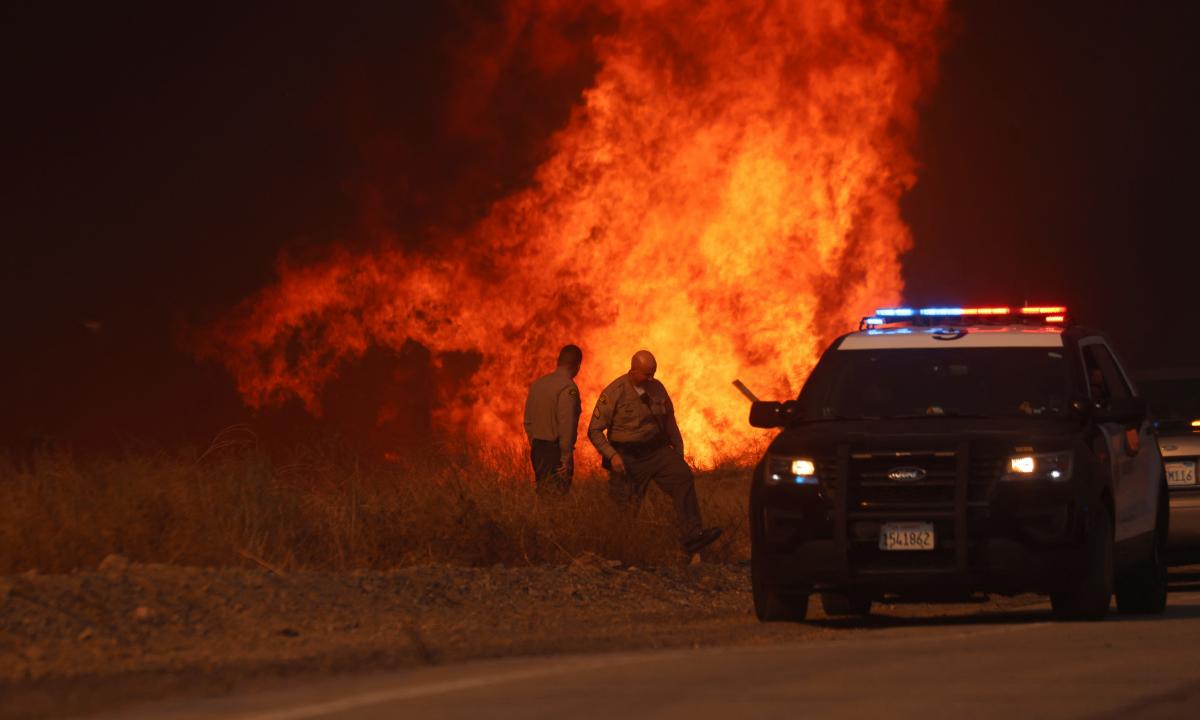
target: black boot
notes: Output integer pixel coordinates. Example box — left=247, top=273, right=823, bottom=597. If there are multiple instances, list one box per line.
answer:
left=684, top=527, right=723, bottom=554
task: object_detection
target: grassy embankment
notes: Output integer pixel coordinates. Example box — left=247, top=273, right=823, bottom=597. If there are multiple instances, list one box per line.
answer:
left=1, top=428, right=756, bottom=575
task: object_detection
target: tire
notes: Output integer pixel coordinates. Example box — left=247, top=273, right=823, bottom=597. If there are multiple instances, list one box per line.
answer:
left=751, top=533, right=808, bottom=622
left=1115, top=483, right=1168, bottom=615
left=753, top=554, right=811, bottom=619
left=820, top=590, right=873, bottom=617
left=1051, top=504, right=1113, bottom=621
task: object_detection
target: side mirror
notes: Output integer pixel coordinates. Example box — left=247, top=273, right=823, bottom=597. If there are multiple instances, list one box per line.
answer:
left=749, top=400, right=799, bottom=429
left=1093, top=396, right=1147, bottom=426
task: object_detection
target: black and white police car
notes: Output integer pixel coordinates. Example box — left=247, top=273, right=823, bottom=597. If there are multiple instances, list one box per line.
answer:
left=748, top=305, right=1168, bottom=622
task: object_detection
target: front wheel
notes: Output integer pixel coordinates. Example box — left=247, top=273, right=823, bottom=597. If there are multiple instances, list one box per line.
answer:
left=751, top=542, right=808, bottom=622
left=1051, top=505, right=1113, bottom=621
left=748, top=508, right=816, bottom=619
left=1116, top=483, right=1168, bottom=614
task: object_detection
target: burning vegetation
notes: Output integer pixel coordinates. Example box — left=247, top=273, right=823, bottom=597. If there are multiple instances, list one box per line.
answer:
left=199, top=0, right=948, bottom=465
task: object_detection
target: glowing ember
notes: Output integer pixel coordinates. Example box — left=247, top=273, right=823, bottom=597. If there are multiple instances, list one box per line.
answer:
left=200, top=0, right=948, bottom=466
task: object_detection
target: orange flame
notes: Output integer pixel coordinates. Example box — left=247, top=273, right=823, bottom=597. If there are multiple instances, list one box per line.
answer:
left=200, top=0, right=948, bottom=466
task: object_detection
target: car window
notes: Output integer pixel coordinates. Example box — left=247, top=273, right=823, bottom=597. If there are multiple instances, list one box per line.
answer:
left=796, top=348, right=1070, bottom=420
left=1081, top=343, right=1131, bottom=401
left=1139, top=378, right=1200, bottom=420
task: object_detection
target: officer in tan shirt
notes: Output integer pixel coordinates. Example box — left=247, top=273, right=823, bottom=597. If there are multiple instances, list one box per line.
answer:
left=588, top=350, right=722, bottom=554
left=523, top=344, right=583, bottom=493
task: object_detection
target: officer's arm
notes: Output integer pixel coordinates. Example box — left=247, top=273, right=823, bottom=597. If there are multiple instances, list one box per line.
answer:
left=556, top=385, right=581, bottom=465
left=587, top=391, right=618, bottom=460
left=522, top=390, right=535, bottom=442
left=664, top=391, right=685, bottom=457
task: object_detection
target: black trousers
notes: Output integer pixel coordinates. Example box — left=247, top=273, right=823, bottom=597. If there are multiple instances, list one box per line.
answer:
left=608, top=445, right=703, bottom=543
left=530, top=439, right=571, bottom=493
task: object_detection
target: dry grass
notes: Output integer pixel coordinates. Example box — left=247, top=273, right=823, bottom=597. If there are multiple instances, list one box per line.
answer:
left=0, top=429, right=753, bottom=574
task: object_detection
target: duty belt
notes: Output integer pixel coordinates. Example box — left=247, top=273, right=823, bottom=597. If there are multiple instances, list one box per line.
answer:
left=611, top=434, right=669, bottom=460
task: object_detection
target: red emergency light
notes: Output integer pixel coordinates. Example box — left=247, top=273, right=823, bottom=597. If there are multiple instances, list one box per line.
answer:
left=862, top=305, right=1070, bottom=330
left=1020, top=306, right=1068, bottom=315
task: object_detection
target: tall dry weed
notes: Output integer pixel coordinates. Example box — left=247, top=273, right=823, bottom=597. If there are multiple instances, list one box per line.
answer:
left=0, top=439, right=751, bottom=574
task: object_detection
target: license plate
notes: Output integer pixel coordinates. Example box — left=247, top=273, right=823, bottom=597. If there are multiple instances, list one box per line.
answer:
left=1167, top=461, right=1197, bottom=487
left=879, top=522, right=935, bottom=551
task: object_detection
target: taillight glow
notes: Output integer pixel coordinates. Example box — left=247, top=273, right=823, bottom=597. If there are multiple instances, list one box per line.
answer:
left=1021, top=306, right=1068, bottom=315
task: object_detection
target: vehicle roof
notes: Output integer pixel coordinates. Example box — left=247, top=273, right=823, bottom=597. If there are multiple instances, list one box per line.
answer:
left=838, top=325, right=1065, bottom=350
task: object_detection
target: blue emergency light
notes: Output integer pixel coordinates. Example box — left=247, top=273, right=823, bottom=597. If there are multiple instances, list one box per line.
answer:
left=860, top=305, right=1067, bottom=330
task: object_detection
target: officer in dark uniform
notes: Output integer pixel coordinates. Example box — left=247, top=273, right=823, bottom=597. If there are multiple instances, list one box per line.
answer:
left=588, top=350, right=722, bottom=554
left=523, top=344, right=583, bottom=493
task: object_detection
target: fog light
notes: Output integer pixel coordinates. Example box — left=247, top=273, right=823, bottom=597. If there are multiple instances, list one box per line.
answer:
left=1003, top=451, right=1072, bottom=482
left=1010, top=456, right=1036, bottom=474
left=766, top=456, right=818, bottom=485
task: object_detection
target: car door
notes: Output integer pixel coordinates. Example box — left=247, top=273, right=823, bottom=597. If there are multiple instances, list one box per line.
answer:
left=1108, top=346, right=1164, bottom=537
left=1079, top=339, right=1159, bottom=542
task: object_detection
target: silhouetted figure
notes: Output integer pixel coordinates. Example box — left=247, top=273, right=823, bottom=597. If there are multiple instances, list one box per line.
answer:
left=523, top=344, right=583, bottom=494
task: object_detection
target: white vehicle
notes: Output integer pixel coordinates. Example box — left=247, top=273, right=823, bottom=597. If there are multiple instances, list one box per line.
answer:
left=1135, top=368, right=1200, bottom=563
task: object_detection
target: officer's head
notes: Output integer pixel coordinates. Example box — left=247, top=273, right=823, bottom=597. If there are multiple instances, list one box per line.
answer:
left=557, top=344, right=583, bottom=378
left=629, top=350, right=657, bottom=387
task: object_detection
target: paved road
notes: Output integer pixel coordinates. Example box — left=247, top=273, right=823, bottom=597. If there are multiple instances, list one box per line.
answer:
left=112, top=576, right=1200, bottom=720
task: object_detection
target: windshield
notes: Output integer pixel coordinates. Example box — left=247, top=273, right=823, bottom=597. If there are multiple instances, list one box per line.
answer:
left=1138, top=378, right=1200, bottom=420
left=796, top=347, right=1072, bottom=421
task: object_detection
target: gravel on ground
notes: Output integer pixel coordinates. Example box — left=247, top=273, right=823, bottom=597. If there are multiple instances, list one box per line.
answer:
left=0, top=554, right=1042, bottom=719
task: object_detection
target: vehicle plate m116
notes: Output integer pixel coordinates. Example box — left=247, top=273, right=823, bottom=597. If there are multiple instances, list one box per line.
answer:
left=1166, top=461, right=1196, bottom=486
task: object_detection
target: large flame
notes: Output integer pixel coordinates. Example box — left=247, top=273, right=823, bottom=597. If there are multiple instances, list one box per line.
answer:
left=201, top=0, right=947, bottom=466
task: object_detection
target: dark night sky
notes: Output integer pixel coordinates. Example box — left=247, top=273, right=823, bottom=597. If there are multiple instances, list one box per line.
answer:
left=3, top=1, right=1198, bottom=452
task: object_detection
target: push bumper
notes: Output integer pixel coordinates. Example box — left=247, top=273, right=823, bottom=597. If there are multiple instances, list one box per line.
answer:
left=765, top=531, right=1078, bottom=596
left=760, top=476, right=1081, bottom=596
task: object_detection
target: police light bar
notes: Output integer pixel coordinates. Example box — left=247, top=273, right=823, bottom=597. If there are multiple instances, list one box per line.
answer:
left=878, top=304, right=1017, bottom=316
left=862, top=305, right=1069, bottom=330
left=916, top=307, right=1012, bottom=317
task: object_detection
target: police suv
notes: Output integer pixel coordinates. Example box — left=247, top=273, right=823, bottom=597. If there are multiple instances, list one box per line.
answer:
left=748, top=306, right=1168, bottom=622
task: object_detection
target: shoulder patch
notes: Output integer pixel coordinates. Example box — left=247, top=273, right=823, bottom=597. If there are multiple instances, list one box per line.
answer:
left=592, top=393, right=607, bottom=419
left=568, top=387, right=578, bottom=398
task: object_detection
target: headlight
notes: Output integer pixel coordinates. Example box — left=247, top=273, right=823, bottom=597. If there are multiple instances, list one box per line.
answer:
left=1002, top=451, right=1072, bottom=482
left=766, top=456, right=818, bottom=485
